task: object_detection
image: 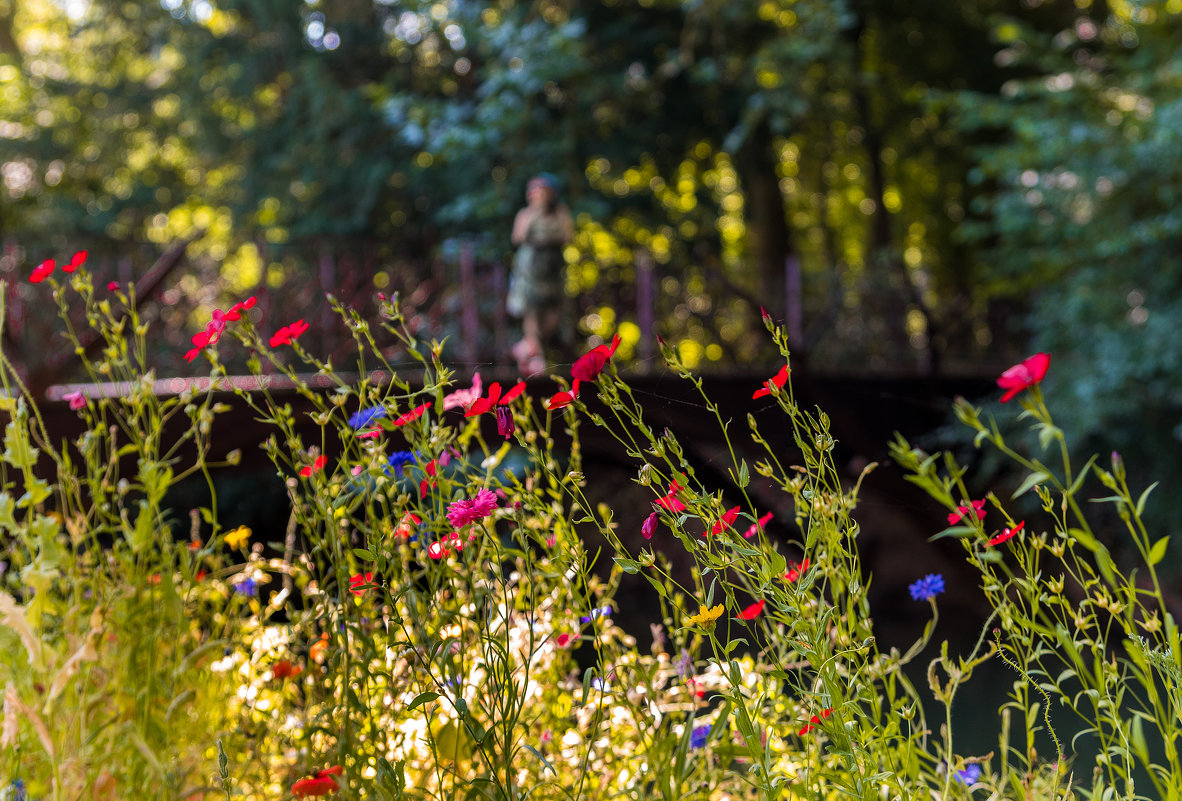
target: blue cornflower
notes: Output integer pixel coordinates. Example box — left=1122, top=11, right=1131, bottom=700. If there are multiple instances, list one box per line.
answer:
left=954, top=764, right=981, bottom=785
left=386, top=450, right=418, bottom=476
left=233, top=577, right=258, bottom=597
left=908, top=573, right=945, bottom=602
left=349, top=405, right=386, bottom=429
left=579, top=605, right=612, bottom=623
left=690, top=724, right=711, bottom=749
left=7, top=779, right=29, bottom=801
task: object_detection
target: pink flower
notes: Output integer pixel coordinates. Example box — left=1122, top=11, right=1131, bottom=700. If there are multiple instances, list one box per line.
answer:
left=641, top=511, right=659, bottom=540
left=63, top=390, right=87, bottom=410
left=446, top=489, right=499, bottom=528
left=948, top=500, right=987, bottom=525
left=988, top=520, right=1024, bottom=546
left=107, top=281, right=119, bottom=291
left=744, top=511, right=773, bottom=539
left=349, top=572, right=374, bottom=595
left=442, top=372, right=482, bottom=411
left=753, top=365, right=789, bottom=399
left=737, top=599, right=765, bottom=621
left=997, top=353, right=1050, bottom=402
left=571, top=335, right=621, bottom=383
left=270, top=318, right=309, bottom=348
left=299, top=455, right=327, bottom=477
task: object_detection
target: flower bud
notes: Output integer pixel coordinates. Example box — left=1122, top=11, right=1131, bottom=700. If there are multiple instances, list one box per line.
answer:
left=641, top=511, right=659, bottom=540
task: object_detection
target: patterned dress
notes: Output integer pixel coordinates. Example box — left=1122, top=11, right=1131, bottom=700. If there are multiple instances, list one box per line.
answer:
left=507, top=212, right=567, bottom=318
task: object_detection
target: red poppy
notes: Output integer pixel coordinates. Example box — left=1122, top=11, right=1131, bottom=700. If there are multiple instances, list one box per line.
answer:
left=547, top=380, right=582, bottom=410
left=753, top=364, right=789, bottom=399
left=392, top=401, right=430, bottom=427
left=349, top=572, right=374, bottom=595
left=270, top=318, right=309, bottom=348
left=271, top=660, right=303, bottom=681
left=464, top=381, right=526, bottom=417
left=798, top=707, right=832, bottom=736
left=299, top=455, right=327, bottom=477
left=709, top=506, right=741, bottom=536
left=737, top=599, right=766, bottom=621
left=987, top=520, right=1025, bottom=546
left=655, top=480, right=686, bottom=513
left=292, top=766, right=342, bottom=796
left=571, top=334, right=622, bottom=383
left=948, top=500, right=987, bottom=525
left=784, top=558, right=810, bottom=583
left=744, top=511, right=773, bottom=539
left=63, top=250, right=87, bottom=272
left=30, top=259, right=55, bottom=283
left=997, top=353, right=1050, bottom=402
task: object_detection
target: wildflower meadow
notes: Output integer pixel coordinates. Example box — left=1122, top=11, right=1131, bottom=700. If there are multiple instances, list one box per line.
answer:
left=0, top=257, right=1178, bottom=801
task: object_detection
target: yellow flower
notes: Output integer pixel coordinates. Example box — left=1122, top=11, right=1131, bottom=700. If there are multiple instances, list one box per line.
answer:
left=686, top=604, right=725, bottom=629
left=224, top=525, right=251, bottom=549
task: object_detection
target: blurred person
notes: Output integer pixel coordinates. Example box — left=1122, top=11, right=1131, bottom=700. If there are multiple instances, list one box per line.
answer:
left=507, top=174, right=573, bottom=374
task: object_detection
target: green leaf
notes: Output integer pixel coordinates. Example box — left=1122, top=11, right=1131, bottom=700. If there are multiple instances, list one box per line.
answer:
left=523, top=744, right=556, bottom=776
left=353, top=548, right=376, bottom=561
left=1135, top=481, right=1158, bottom=517
left=0, top=493, right=13, bottom=531
left=1148, top=536, right=1169, bottom=566
left=613, top=557, right=639, bottom=574
left=1012, top=471, right=1052, bottom=499
left=929, top=525, right=975, bottom=541
left=736, top=459, right=749, bottom=489
left=2, top=421, right=36, bottom=469
left=407, top=691, right=440, bottom=711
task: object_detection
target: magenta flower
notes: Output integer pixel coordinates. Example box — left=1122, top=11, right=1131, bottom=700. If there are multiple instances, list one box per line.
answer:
left=63, top=390, right=87, bottom=410
left=446, top=489, right=499, bottom=528
left=641, top=511, right=659, bottom=540
left=997, top=352, right=1050, bottom=402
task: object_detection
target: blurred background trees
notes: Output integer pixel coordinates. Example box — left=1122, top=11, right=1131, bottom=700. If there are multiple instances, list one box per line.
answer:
left=0, top=0, right=1180, bottom=521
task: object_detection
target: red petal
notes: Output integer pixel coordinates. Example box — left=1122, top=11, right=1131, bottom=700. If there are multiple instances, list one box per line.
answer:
left=499, top=381, right=526, bottom=404
left=64, top=250, right=87, bottom=272
left=393, top=401, right=430, bottom=426
left=547, top=391, right=576, bottom=410
left=737, top=599, right=765, bottom=620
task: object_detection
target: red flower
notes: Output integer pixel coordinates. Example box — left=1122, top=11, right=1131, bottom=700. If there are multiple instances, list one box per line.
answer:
left=349, top=572, right=374, bottom=595
left=63, top=250, right=87, bottom=273
left=392, top=401, right=430, bottom=427
left=571, top=334, right=621, bottom=383
left=655, top=480, right=686, bottom=513
left=464, top=381, right=526, bottom=417
left=30, top=259, right=55, bottom=283
left=737, top=599, right=766, bottom=621
left=419, top=458, right=437, bottom=498
left=744, top=511, right=773, bottom=539
left=753, top=364, right=789, bottom=399
left=987, top=520, right=1025, bottom=546
left=997, top=353, right=1050, bottom=402
left=107, top=281, right=120, bottom=291
left=948, top=500, right=987, bottom=525
left=555, top=632, right=579, bottom=648
left=270, top=318, right=309, bottom=348
left=271, top=660, right=303, bottom=681
left=547, top=380, right=581, bottom=410
left=784, top=558, right=810, bottom=583
left=798, top=707, right=833, bottom=736
left=224, top=295, right=257, bottom=321
left=292, top=766, right=342, bottom=796
left=428, top=540, right=449, bottom=559
left=300, top=455, right=327, bottom=477
left=709, top=506, right=741, bottom=536
left=394, top=512, right=421, bottom=538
